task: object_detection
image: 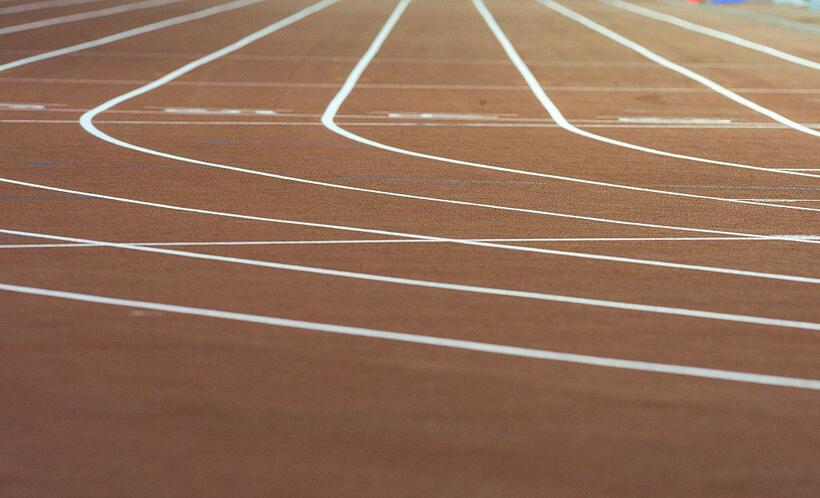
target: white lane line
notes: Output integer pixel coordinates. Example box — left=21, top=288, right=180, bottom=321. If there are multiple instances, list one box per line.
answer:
left=472, top=0, right=820, bottom=182
left=5, top=227, right=820, bottom=326
left=533, top=0, right=820, bottom=138
left=735, top=199, right=820, bottom=203
left=5, top=75, right=820, bottom=94
left=18, top=0, right=809, bottom=283
left=2, top=281, right=819, bottom=390
left=60, top=6, right=820, bottom=246
left=0, top=0, right=269, bottom=72
left=0, top=0, right=190, bottom=36
left=0, top=0, right=106, bottom=16
left=5, top=118, right=820, bottom=130
left=320, top=1, right=820, bottom=217
left=4, top=174, right=820, bottom=285
left=616, top=117, right=733, bottom=124
left=46, top=0, right=817, bottom=241
left=4, top=235, right=820, bottom=250
left=604, top=0, right=820, bottom=72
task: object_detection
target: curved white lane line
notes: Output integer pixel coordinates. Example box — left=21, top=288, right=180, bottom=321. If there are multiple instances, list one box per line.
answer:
left=0, top=0, right=190, bottom=35
left=5, top=227, right=820, bottom=323
left=0, top=0, right=106, bottom=16
left=0, top=0, right=269, bottom=73
left=65, top=2, right=820, bottom=245
left=471, top=0, right=820, bottom=178
left=321, top=1, right=820, bottom=216
left=2, top=282, right=819, bottom=390
left=65, top=4, right=820, bottom=222
left=533, top=0, right=820, bottom=138
left=603, top=0, right=820, bottom=72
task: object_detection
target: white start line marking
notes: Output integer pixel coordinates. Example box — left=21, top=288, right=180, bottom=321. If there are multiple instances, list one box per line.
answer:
left=161, top=107, right=278, bottom=116
left=617, top=117, right=734, bottom=124
left=0, top=102, right=64, bottom=110
left=387, top=112, right=502, bottom=120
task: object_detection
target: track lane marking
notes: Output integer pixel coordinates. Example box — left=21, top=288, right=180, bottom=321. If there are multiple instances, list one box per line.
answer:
left=319, top=0, right=820, bottom=216
left=533, top=0, right=820, bottom=138
left=57, top=1, right=820, bottom=250
left=604, top=0, right=820, bottom=71
left=0, top=0, right=107, bottom=16
left=5, top=225, right=820, bottom=316
left=4, top=235, right=820, bottom=250
left=7, top=175, right=820, bottom=288
left=5, top=224, right=820, bottom=286
left=5, top=118, right=820, bottom=131
left=22, top=0, right=816, bottom=244
left=472, top=0, right=820, bottom=179
left=2, top=282, right=819, bottom=390
left=3, top=0, right=811, bottom=295
left=0, top=0, right=190, bottom=36
left=0, top=0, right=270, bottom=72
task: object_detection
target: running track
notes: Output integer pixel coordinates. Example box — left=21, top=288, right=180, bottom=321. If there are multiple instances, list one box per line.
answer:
left=1, top=0, right=819, bottom=495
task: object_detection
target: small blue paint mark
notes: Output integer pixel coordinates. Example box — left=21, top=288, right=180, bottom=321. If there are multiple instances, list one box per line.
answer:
left=203, top=139, right=241, bottom=145
left=25, top=161, right=60, bottom=167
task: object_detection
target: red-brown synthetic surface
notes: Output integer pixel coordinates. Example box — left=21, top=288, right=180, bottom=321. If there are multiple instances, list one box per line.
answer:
left=1, top=0, right=819, bottom=496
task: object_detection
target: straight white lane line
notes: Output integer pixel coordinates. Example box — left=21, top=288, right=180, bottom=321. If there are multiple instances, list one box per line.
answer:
left=2, top=282, right=819, bottom=390
left=603, top=0, right=820, bottom=72
left=7, top=176, right=820, bottom=287
left=472, top=0, right=820, bottom=180
left=0, top=0, right=190, bottom=35
left=534, top=0, right=820, bottom=138
left=0, top=0, right=106, bottom=16
left=6, top=226, right=820, bottom=325
left=320, top=1, right=820, bottom=216
left=8, top=118, right=820, bottom=130
left=0, top=0, right=269, bottom=72
left=3, top=235, right=819, bottom=250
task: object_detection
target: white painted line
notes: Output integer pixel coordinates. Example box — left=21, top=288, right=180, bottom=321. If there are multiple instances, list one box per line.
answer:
left=617, top=117, right=733, bottom=124
left=2, top=282, right=819, bottom=390
left=43, top=5, right=811, bottom=255
left=163, top=107, right=241, bottom=115
left=0, top=0, right=269, bottom=73
left=472, top=0, right=820, bottom=184
left=4, top=227, right=820, bottom=326
left=57, top=0, right=820, bottom=260
left=4, top=75, right=820, bottom=94
left=0, top=0, right=106, bottom=16
left=0, top=0, right=191, bottom=36
left=317, top=0, right=820, bottom=216
left=0, top=102, right=46, bottom=110
left=387, top=112, right=500, bottom=120
left=604, top=0, right=820, bottom=72
left=735, top=199, right=820, bottom=203
left=533, top=0, right=819, bottom=138
left=5, top=172, right=820, bottom=285
left=11, top=0, right=803, bottom=291
left=4, top=235, right=820, bottom=250
left=4, top=118, right=820, bottom=130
